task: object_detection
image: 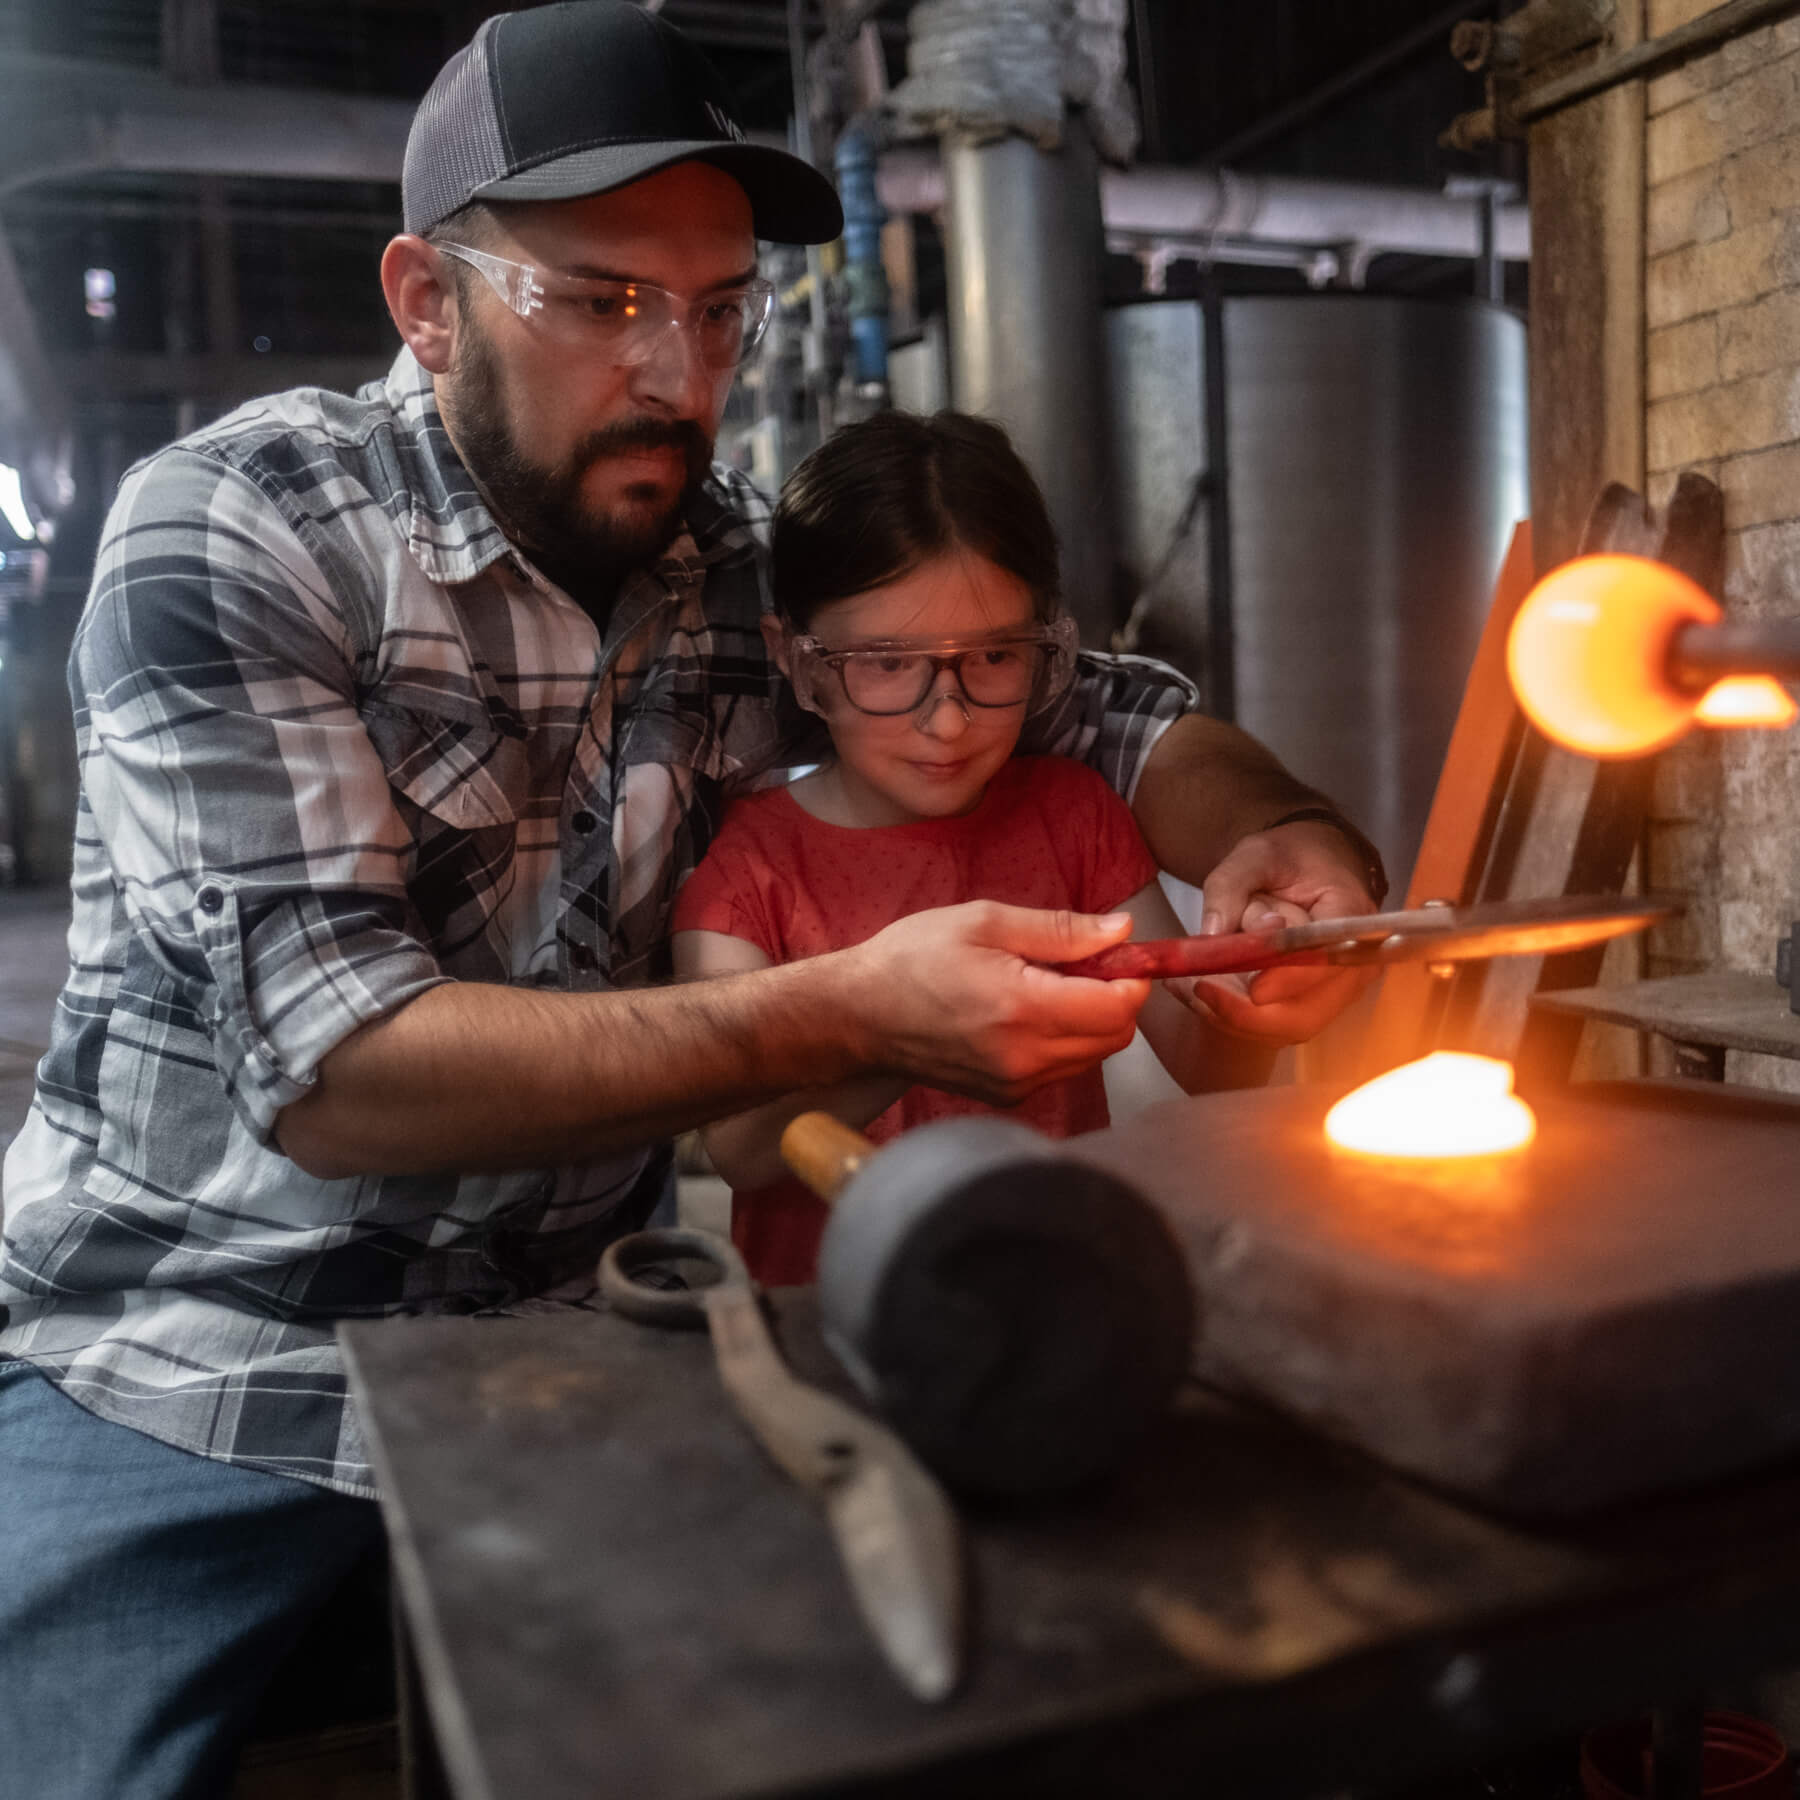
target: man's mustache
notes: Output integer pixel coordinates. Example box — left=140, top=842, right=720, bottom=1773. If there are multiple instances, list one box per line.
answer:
left=577, top=417, right=712, bottom=469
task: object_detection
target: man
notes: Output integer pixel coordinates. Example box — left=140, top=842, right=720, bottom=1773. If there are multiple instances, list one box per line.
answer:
left=0, top=4, right=1383, bottom=1794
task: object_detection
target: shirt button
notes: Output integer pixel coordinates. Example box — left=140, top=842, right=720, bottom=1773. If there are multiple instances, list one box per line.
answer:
left=197, top=885, right=224, bottom=915
left=571, top=810, right=598, bottom=836
left=570, top=944, right=598, bottom=971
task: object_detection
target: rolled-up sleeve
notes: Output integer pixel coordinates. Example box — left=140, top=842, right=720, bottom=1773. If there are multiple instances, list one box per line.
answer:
left=74, top=447, right=450, bottom=1142
left=1020, top=649, right=1200, bottom=801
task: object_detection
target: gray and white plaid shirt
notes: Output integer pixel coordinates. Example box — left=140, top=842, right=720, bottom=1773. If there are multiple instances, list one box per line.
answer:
left=0, top=348, right=1197, bottom=1497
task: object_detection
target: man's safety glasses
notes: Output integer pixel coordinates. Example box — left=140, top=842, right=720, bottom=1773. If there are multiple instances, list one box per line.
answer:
left=435, top=242, right=776, bottom=371
left=787, top=620, right=1079, bottom=718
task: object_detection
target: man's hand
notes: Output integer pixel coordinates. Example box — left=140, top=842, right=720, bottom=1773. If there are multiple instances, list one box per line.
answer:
left=844, top=901, right=1150, bottom=1105
left=1129, top=715, right=1385, bottom=1046
left=1200, top=817, right=1376, bottom=937
left=1176, top=820, right=1382, bottom=1045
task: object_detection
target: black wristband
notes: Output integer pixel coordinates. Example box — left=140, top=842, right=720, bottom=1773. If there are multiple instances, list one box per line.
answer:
left=1263, top=806, right=1390, bottom=908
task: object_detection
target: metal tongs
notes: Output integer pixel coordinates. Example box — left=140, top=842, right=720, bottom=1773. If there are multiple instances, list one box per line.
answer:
left=1057, top=893, right=1674, bottom=982
left=599, top=1228, right=964, bottom=1703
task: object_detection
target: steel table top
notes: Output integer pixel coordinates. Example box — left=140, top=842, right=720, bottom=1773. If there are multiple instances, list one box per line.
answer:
left=342, top=1292, right=1800, bottom=1800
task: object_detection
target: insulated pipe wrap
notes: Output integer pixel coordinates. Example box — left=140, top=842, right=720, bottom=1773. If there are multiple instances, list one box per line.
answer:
left=889, top=0, right=1139, bottom=161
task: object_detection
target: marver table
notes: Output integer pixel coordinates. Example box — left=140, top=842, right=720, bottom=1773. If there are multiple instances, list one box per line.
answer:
left=342, top=1297, right=1800, bottom=1800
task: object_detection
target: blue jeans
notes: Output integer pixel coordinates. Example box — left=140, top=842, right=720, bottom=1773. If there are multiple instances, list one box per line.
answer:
left=0, top=1359, right=385, bottom=1800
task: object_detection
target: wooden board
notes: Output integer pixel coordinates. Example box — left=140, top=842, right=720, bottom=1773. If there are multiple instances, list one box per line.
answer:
left=1525, top=0, right=1646, bottom=575
left=1532, top=970, right=1800, bottom=1062
left=1357, top=521, right=1534, bottom=1076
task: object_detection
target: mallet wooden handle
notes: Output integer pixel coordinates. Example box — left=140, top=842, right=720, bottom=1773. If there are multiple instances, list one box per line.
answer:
left=780, top=1111, right=876, bottom=1203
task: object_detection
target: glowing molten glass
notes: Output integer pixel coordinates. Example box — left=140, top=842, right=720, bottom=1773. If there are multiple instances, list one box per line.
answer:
left=1325, top=1053, right=1537, bottom=1159
left=1507, top=553, right=1719, bottom=758
left=1694, top=674, right=1799, bottom=728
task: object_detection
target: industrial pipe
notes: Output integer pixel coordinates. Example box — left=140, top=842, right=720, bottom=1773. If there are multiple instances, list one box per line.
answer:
left=1514, top=0, right=1800, bottom=123
left=941, top=125, right=1116, bottom=644
left=878, top=148, right=1530, bottom=266
left=834, top=123, right=890, bottom=389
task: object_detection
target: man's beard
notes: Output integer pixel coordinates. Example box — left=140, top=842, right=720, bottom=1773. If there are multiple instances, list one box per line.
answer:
left=443, top=320, right=713, bottom=609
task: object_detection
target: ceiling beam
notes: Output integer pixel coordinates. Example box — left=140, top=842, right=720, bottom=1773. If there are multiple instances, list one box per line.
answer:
left=52, top=349, right=391, bottom=403
left=0, top=51, right=415, bottom=191
left=1199, top=0, right=1493, bottom=168
left=0, top=50, right=793, bottom=194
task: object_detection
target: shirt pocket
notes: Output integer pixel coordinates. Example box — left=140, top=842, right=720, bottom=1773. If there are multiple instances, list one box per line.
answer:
left=361, top=698, right=527, bottom=831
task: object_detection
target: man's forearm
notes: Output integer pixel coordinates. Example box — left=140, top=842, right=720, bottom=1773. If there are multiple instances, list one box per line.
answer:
left=1131, top=713, right=1330, bottom=888
left=276, top=959, right=868, bottom=1180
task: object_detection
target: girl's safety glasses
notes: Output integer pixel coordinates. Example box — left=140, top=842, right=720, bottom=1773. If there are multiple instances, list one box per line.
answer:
left=787, top=619, right=1079, bottom=717
left=435, top=241, right=776, bottom=370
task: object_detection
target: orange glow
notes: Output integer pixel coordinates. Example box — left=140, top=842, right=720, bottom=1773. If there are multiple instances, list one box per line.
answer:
left=1694, top=674, right=1799, bottom=728
left=1324, top=1053, right=1537, bottom=1159
left=1507, top=554, right=1718, bottom=758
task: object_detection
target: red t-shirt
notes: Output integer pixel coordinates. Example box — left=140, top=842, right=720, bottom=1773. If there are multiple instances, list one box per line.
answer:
left=671, top=754, right=1160, bottom=1283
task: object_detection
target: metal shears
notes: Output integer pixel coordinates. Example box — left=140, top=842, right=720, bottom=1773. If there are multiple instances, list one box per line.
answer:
left=598, top=1226, right=964, bottom=1703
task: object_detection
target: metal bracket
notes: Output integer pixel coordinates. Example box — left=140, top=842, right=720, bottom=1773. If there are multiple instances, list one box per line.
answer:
left=1443, top=0, right=1800, bottom=145
left=1777, top=924, right=1800, bottom=1016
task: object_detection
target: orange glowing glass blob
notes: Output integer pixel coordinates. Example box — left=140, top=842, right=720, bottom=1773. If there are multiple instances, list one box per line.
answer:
left=1694, top=674, right=1800, bottom=728
left=1507, top=553, right=1719, bottom=758
left=1324, top=1052, right=1538, bottom=1159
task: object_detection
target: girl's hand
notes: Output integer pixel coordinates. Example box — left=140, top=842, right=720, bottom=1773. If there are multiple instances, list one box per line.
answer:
left=1164, top=888, right=1370, bottom=1046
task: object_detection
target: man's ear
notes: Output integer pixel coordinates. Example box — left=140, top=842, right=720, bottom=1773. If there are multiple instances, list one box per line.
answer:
left=759, top=611, right=793, bottom=680
left=380, top=235, right=459, bottom=374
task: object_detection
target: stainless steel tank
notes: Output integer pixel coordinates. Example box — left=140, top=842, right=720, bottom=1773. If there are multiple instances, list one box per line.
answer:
left=1228, top=296, right=1528, bottom=889
left=1106, top=295, right=1528, bottom=892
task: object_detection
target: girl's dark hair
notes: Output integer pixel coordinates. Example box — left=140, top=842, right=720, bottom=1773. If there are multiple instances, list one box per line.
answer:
left=771, top=410, right=1061, bottom=630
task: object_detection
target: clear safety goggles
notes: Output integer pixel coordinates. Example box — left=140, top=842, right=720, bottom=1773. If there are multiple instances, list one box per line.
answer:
left=435, top=242, right=776, bottom=370
left=787, top=618, right=1079, bottom=718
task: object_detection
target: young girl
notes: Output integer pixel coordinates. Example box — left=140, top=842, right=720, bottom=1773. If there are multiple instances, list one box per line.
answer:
left=673, top=410, right=1276, bottom=1283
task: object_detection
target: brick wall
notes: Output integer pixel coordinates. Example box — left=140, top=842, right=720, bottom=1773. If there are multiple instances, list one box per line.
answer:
left=1642, top=0, right=1800, bottom=1091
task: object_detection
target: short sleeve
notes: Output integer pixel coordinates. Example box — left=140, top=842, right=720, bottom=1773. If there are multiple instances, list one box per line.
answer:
left=1052, top=759, right=1162, bottom=912
left=1018, top=649, right=1199, bottom=801
left=73, top=448, right=450, bottom=1143
left=671, top=812, right=782, bottom=958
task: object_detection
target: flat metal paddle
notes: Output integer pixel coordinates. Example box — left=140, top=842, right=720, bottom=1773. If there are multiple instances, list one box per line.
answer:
left=1057, top=893, right=1675, bottom=981
left=598, top=1226, right=965, bottom=1703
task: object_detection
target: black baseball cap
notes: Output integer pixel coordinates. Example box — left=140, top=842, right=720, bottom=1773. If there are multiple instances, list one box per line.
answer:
left=402, top=1, right=844, bottom=245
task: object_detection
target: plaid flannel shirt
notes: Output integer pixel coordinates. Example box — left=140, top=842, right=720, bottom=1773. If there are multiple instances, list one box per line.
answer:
left=0, top=348, right=1198, bottom=1497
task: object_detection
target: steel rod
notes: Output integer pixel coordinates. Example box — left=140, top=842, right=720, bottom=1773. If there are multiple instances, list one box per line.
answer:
left=1670, top=618, right=1800, bottom=684
left=1201, top=271, right=1236, bottom=721
left=1516, top=0, right=1800, bottom=122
